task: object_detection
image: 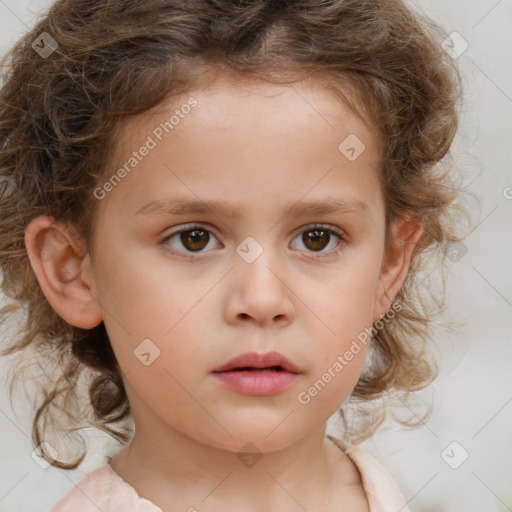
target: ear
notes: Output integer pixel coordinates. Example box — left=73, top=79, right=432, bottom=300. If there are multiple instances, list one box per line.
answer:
left=373, top=216, right=423, bottom=323
left=24, top=215, right=103, bottom=329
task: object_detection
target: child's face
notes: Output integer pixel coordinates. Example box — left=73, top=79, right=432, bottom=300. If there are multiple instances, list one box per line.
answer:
left=61, top=77, right=414, bottom=452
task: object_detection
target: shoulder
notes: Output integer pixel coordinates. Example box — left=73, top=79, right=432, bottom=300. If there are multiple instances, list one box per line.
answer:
left=344, top=444, right=411, bottom=512
left=49, top=464, right=114, bottom=512
left=49, top=463, right=162, bottom=512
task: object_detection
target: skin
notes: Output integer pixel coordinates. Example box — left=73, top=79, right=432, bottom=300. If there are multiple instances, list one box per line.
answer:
left=25, top=75, right=422, bottom=511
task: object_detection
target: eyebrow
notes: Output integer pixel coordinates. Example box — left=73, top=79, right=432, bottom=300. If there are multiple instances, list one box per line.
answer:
left=135, top=195, right=370, bottom=220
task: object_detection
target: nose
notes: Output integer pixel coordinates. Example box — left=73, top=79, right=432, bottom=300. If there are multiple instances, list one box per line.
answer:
left=224, top=248, right=295, bottom=328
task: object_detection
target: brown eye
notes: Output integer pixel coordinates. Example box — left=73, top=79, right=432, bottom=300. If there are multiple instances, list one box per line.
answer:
left=302, top=229, right=330, bottom=252
left=161, top=224, right=221, bottom=256
left=290, top=224, right=345, bottom=260
left=180, top=229, right=210, bottom=251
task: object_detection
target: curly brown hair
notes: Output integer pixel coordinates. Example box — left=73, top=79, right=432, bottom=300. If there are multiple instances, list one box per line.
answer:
left=0, top=0, right=469, bottom=469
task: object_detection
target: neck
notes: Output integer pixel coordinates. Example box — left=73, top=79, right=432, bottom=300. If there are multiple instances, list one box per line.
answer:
left=109, top=417, right=350, bottom=511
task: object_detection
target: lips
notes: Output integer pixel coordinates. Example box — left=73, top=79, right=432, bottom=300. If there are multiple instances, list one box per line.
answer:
left=211, top=351, right=301, bottom=396
left=212, top=351, right=301, bottom=374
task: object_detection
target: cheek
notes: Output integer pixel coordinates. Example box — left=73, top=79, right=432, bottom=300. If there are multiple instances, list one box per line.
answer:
left=305, top=253, right=382, bottom=343
left=92, top=236, right=206, bottom=331
left=296, top=343, right=369, bottom=420
left=121, top=364, right=214, bottom=445
left=91, top=242, right=220, bottom=392
left=294, top=251, right=380, bottom=406
left=104, top=315, right=209, bottom=430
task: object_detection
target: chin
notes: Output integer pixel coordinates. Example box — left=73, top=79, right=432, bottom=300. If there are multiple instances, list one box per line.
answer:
left=199, top=421, right=317, bottom=455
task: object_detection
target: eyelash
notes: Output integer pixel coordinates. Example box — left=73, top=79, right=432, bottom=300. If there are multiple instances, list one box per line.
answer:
left=159, top=223, right=347, bottom=261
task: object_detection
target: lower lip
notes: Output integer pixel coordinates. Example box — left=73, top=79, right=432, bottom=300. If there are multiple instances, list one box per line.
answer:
left=212, top=370, right=299, bottom=396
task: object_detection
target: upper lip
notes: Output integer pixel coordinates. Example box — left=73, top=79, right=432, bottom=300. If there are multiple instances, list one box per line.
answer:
left=212, top=351, right=301, bottom=373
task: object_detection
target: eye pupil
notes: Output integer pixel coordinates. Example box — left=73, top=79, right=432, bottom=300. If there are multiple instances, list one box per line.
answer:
left=303, top=229, right=329, bottom=251
left=181, top=229, right=209, bottom=251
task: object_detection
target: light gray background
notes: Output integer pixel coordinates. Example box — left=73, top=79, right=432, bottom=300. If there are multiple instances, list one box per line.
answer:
left=0, top=1, right=511, bottom=511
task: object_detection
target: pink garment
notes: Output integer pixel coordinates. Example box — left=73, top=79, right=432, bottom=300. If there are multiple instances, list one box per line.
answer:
left=49, top=444, right=411, bottom=512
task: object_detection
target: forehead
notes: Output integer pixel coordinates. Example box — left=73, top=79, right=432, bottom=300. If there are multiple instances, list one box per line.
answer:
left=97, top=76, right=383, bottom=224
left=118, top=74, right=378, bottom=153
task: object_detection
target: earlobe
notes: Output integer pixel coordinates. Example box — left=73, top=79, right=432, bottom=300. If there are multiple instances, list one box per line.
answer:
left=24, top=215, right=103, bottom=329
left=373, top=216, right=423, bottom=323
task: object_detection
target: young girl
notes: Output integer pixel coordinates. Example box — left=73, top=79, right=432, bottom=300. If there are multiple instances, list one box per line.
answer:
left=0, top=0, right=466, bottom=510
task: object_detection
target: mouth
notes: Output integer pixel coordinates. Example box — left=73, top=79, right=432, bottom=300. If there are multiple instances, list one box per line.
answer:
left=226, top=366, right=288, bottom=371
left=211, top=351, right=301, bottom=396
left=212, top=351, right=301, bottom=374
